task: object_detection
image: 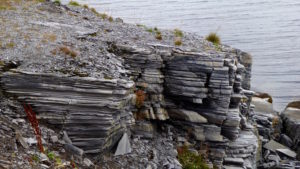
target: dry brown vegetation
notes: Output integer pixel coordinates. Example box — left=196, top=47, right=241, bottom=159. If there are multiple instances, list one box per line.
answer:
left=272, top=116, right=280, bottom=128
left=42, top=33, right=57, bottom=43
left=0, top=0, right=46, bottom=10
left=59, top=46, right=78, bottom=58
left=174, top=38, right=182, bottom=46
left=50, top=48, right=57, bottom=55
left=6, top=41, right=15, bottom=48
left=108, top=16, right=113, bottom=22
left=155, top=29, right=162, bottom=40
left=88, top=7, right=113, bottom=21
left=135, top=90, right=146, bottom=108
left=156, top=33, right=162, bottom=40
left=0, top=0, right=16, bottom=10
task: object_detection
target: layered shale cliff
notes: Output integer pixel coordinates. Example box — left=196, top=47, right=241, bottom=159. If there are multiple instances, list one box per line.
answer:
left=0, top=1, right=260, bottom=168
left=116, top=43, right=257, bottom=168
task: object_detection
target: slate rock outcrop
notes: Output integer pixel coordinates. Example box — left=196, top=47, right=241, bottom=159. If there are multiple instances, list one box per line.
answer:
left=0, top=1, right=261, bottom=168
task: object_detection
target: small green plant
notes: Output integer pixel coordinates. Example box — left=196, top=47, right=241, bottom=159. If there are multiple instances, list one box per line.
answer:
left=146, top=28, right=153, bottom=33
left=174, top=28, right=183, bottom=37
left=178, top=146, right=209, bottom=169
left=68, top=1, right=80, bottom=6
left=32, top=154, right=40, bottom=163
left=136, top=24, right=145, bottom=27
left=53, top=0, right=61, bottom=5
left=47, top=151, right=55, bottom=161
left=55, top=157, right=62, bottom=165
left=205, top=32, right=220, bottom=45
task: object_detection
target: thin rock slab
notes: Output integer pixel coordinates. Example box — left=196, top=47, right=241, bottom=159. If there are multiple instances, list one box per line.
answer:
left=114, top=133, right=132, bottom=156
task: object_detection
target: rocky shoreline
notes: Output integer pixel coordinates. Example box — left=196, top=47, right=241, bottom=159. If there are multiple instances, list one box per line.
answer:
left=0, top=0, right=299, bottom=169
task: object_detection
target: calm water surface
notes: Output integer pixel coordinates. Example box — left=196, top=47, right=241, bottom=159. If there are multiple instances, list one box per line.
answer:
left=63, top=0, right=300, bottom=111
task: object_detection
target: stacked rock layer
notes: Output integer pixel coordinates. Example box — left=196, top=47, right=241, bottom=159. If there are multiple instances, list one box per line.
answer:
left=1, top=70, right=134, bottom=153
left=163, top=49, right=257, bottom=168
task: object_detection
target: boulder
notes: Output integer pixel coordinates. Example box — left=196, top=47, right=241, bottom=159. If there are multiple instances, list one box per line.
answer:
left=251, top=96, right=274, bottom=114
left=281, top=106, right=300, bottom=159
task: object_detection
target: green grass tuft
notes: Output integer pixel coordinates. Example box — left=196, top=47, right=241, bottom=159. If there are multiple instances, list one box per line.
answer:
left=53, top=0, right=61, bottom=5
left=90, top=8, right=98, bottom=15
left=205, top=32, right=221, bottom=45
left=146, top=28, right=153, bottom=33
left=100, top=13, right=108, bottom=19
left=178, top=146, right=209, bottom=169
left=174, top=28, right=183, bottom=37
left=68, top=1, right=80, bottom=6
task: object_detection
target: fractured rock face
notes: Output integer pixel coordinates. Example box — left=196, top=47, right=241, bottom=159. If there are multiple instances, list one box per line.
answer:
left=119, top=45, right=168, bottom=121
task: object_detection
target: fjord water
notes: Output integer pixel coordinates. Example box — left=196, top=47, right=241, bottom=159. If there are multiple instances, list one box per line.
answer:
left=64, top=0, right=300, bottom=111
